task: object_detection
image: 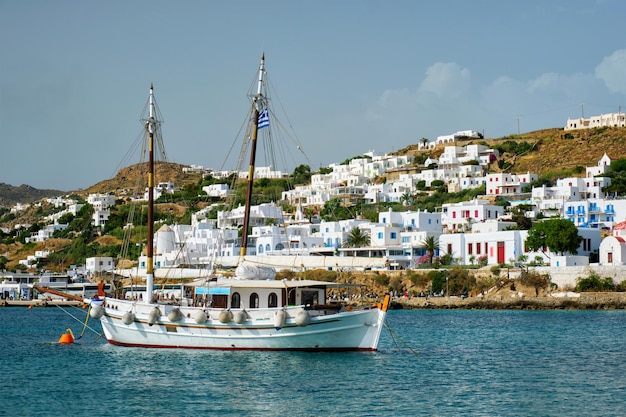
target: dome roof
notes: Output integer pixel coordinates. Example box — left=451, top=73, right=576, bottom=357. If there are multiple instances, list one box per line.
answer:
left=157, top=224, right=173, bottom=233
left=614, top=220, right=626, bottom=230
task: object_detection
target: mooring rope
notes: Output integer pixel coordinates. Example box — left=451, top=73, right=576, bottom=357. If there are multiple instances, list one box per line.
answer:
left=384, top=321, right=419, bottom=356
left=54, top=304, right=101, bottom=338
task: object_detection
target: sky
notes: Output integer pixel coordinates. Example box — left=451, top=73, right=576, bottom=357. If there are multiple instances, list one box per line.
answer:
left=2, top=0, right=626, bottom=191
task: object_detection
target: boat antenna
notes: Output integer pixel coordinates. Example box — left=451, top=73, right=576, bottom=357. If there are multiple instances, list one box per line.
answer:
left=145, top=83, right=156, bottom=303
left=240, top=53, right=266, bottom=256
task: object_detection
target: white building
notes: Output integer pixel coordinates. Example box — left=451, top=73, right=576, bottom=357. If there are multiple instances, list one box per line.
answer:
left=253, top=224, right=323, bottom=255
left=217, top=202, right=285, bottom=229
left=238, top=166, right=288, bottom=179
left=378, top=208, right=442, bottom=233
left=25, top=224, right=68, bottom=243
left=440, top=225, right=600, bottom=266
left=586, top=153, right=612, bottom=177
left=316, top=219, right=371, bottom=249
left=563, top=199, right=621, bottom=229
left=441, top=199, right=504, bottom=232
left=529, top=154, right=615, bottom=224
left=88, top=193, right=117, bottom=228
left=565, top=112, right=626, bottom=130
left=202, top=184, right=230, bottom=197
left=86, top=257, right=115, bottom=275
left=486, top=172, right=538, bottom=196
left=438, top=144, right=497, bottom=167
left=599, top=220, right=626, bottom=265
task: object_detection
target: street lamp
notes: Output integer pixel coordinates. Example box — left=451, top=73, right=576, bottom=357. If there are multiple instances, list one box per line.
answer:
left=446, top=276, right=449, bottom=298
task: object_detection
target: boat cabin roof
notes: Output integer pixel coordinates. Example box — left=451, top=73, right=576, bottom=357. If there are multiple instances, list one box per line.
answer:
left=188, top=278, right=360, bottom=290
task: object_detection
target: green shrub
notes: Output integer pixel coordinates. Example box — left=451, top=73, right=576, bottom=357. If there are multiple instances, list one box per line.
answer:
left=576, top=271, right=616, bottom=292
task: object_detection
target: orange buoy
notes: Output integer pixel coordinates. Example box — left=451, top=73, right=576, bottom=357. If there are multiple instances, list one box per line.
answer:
left=58, top=329, right=75, bottom=344
left=28, top=305, right=33, bottom=309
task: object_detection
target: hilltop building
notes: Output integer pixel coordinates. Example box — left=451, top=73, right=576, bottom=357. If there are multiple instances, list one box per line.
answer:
left=565, top=112, right=625, bottom=130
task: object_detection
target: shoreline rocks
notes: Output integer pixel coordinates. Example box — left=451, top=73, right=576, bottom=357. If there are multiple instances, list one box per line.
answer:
left=390, top=292, right=626, bottom=310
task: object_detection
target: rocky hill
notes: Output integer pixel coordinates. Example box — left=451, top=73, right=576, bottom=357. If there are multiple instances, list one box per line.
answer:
left=0, top=183, right=65, bottom=207
left=0, top=162, right=202, bottom=207
left=84, top=161, right=202, bottom=196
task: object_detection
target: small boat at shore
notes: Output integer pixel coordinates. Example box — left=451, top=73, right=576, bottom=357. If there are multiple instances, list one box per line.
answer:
left=88, top=54, right=389, bottom=350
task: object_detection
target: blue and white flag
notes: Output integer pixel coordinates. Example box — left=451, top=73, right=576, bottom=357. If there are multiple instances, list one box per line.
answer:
left=258, top=108, right=269, bottom=129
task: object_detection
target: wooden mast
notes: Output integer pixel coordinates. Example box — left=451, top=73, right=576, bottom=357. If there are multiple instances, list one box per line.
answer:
left=240, top=53, right=265, bottom=256
left=145, top=84, right=156, bottom=303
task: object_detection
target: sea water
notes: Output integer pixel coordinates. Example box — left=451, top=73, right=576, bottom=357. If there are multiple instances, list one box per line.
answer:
left=0, top=306, right=625, bottom=417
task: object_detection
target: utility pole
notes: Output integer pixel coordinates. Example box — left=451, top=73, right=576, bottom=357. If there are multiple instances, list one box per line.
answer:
left=580, top=102, right=585, bottom=119
left=516, top=116, right=521, bottom=136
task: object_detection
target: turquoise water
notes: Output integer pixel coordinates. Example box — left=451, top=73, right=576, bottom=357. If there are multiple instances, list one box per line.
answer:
left=1, top=307, right=625, bottom=416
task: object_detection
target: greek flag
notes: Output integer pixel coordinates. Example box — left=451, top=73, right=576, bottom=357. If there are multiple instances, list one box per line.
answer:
left=258, top=108, right=269, bottom=129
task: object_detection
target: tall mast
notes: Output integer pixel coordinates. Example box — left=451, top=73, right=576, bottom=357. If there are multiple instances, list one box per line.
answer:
left=240, top=53, right=265, bottom=256
left=145, top=84, right=155, bottom=303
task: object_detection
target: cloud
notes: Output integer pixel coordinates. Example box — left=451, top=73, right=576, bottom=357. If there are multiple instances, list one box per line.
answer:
left=418, top=62, right=471, bottom=99
left=595, top=49, right=626, bottom=94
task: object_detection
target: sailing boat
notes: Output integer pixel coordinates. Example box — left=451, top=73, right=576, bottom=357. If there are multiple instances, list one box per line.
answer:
left=89, top=55, right=390, bottom=350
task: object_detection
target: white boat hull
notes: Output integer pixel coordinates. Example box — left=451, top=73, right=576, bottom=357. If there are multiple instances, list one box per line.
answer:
left=97, top=299, right=387, bottom=351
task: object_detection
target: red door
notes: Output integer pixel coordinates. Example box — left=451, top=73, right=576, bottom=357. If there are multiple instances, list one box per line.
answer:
left=497, top=241, right=505, bottom=264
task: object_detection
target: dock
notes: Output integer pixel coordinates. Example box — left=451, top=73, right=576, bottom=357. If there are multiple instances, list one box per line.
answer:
left=0, top=299, right=85, bottom=308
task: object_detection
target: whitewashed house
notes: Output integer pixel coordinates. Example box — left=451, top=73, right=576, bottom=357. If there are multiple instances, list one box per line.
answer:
left=441, top=199, right=504, bottom=232
left=486, top=172, right=538, bottom=196
left=316, top=219, right=371, bottom=249
left=86, top=256, right=115, bottom=275
left=565, top=112, right=626, bottom=130
left=202, top=183, right=230, bottom=197
left=253, top=224, right=323, bottom=255
left=440, top=224, right=600, bottom=266
left=25, top=223, right=68, bottom=243
left=217, top=202, right=285, bottom=228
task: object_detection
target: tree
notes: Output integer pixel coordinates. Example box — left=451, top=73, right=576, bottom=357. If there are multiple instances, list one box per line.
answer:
left=525, top=218, right=583, bottom=256
left=519, top=270, right=550, bottom=296
left=320, top=198, right=352, bottom=222
left=421, top=235, right=439, bottom=264
left=292, top=164, right=311, bottom=185
left=303, top=208, right=316, bottom=223
left=343, top=227, right=370, bottom=248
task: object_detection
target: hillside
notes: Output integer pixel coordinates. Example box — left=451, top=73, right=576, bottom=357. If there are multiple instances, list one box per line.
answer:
left=0, top=183, right=65, bottom=207
left=3, top=127, right=626, bottom=207
left=396, top=127, right=626, bottom=178
left=85, top=161, right=203, bottom=196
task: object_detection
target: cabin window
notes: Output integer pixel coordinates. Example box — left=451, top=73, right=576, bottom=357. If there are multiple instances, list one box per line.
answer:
left=249, top=293, right=259, bottom=308
left=284, top=290, right=293, bottom=306
left=231, top=292, right=241, bottom=308
left=268, top=292, right=278, bottom=308
left=301, top=289, right=319, bottom=306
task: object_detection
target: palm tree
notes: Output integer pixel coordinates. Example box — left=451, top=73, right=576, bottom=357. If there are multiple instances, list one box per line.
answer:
left=343, top=227, right=371, bottom=248
left=421, top=235, right=439, bottom=264
left=420, top=137, right=429, bottom=148
left=400, top=192, right=412, bottom=206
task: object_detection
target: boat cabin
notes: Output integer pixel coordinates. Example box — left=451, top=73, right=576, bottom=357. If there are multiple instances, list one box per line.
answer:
left=191, top=280, right=327, bottom=310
